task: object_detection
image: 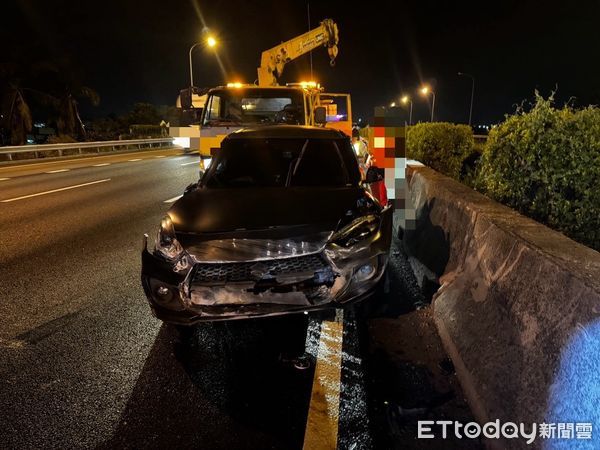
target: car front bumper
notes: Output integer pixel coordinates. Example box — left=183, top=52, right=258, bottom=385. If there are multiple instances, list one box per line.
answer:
left=141, top=208, right=392, bottom=324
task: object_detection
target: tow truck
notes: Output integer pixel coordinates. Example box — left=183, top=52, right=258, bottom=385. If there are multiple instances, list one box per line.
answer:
left=169, top=19, right=353, bottom=167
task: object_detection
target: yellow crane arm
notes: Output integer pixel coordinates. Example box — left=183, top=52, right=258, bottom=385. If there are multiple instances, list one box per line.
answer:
left=257, top=19, right=339, bottom=86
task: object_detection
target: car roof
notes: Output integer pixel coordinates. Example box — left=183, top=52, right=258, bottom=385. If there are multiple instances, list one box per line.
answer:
left=225, top=125, right=347, bottom=140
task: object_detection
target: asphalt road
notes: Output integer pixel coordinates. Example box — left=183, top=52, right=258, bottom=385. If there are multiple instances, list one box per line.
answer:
left=0, top=150, right=475, bottom=449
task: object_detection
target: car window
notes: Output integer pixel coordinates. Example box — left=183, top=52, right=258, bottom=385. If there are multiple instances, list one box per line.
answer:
left=204, top=138, right=360, bottom=188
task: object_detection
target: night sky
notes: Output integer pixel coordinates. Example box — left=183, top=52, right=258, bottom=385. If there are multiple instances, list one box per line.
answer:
left=3, top=0, right=599, bottom=124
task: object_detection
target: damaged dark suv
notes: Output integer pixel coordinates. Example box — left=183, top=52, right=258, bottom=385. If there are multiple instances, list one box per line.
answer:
left=141, top=125, right=392, bottom=324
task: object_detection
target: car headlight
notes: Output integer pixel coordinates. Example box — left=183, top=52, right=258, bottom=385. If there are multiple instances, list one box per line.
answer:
left=155, top=215, right=184, bottom=260
left=330, top=214, right=379, bottom=248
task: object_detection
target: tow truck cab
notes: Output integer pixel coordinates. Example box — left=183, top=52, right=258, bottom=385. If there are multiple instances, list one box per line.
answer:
left=197, top=84, right=352, bottom=160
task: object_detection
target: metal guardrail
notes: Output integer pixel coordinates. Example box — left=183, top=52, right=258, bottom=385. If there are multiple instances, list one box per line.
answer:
left=0, top=138, right=175, bottom=161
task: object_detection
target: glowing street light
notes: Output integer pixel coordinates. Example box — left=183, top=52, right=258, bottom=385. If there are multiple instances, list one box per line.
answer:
left=420, top=85, right=436, bottom=122
left=401, top=95, right=413, bottom=125
left=206, top=36, right=217, bottom=48
left=390, top=101, right=396, bottom=107
left=189, top=35, right=219, bottom=87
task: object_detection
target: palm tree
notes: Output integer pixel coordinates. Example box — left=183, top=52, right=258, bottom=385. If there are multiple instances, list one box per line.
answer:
left=0, top=63, right=33, bottom=145
left=55, top=86, right=100, bottom=139
left=1, top=59, right=101, bottom=145
left=6, top=88, right=33, bottom=145
left=30, top=60, right=100, bottom=140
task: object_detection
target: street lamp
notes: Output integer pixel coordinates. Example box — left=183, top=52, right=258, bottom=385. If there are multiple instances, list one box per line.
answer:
left=458, top=72, right=475, bottom=126
left=401, top=95, right=413, bottom=125
left=390, top=101, right=396, bottom=107
left=189, top=35, right=218, bottom=88
left=420, top=85, right=436, bottom=122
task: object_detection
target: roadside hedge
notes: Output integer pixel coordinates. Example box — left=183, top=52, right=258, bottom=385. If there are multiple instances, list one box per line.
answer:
left=477, top=93, right=600, bottom=250
left=406, top=122, right=474, bottom=179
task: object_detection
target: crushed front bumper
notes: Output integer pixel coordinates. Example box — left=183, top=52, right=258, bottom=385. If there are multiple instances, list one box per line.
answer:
left=141, top=209, right=392, bottom=324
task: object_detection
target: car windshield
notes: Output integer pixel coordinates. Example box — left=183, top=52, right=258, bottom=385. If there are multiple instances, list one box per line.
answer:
left=203, top=138, right=360, bottom=188
left=203, top=88, right=305, bottom=125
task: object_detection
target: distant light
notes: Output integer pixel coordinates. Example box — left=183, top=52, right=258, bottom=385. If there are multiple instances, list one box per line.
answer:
left=173, top=137, right=190, bottom=148
left=206, top=36, right=217, bottom=47
left=390, top=102, right=396, bottom=107
left=420, top=86, right=430, bottom=95
left=299, top=80, right=319, bottom=89
left=401, top=95, right=410, bottom=104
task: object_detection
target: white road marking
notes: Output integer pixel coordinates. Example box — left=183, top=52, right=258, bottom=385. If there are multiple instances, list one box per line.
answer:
left=128, top=158, right=142, bottom=162
left=154, top=155, right=166, bottom=158
left=1, top=179, right=111, bottom=203
left=0, top=178, right=10, bottom=181
left=163, top=194, right=183, bottom=203
left=45, top=169, right=69, bottom=173
left=180, top=160, right=199, bottom=166
left=303, top=311, right=344, bottom=450
left=93, top=163, right=110, bottom=167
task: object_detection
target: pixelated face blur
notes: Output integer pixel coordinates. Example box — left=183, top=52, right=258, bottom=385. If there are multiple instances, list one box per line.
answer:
left=370, top=106, right=406, bottom=168
left=368, top=107, right=407, bottom=208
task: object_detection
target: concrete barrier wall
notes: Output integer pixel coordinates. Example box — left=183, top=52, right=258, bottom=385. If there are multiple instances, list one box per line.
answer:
left=403, top=165, right=600, bottom=449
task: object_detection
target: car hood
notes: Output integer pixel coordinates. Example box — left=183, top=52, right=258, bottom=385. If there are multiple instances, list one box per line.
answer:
left=169, top=186, right=365, bottom=234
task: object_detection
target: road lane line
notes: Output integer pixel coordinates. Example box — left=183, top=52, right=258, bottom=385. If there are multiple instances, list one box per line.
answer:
left=154, top=155, right=166, bottom=158
left=0, top=178, right=10, bottom=181
left=163, top=195, right=183, bottom=203
left=1, top=179, right=111, bottom=203
left=93, top=163, right=110, bottom=167
left=180, top=160, right=199, bottom=166
left=303, top=311, right=344, bottom=450
left=45, top=169, right=70, bottom=173
left=128, top=158, right=142, bottom=162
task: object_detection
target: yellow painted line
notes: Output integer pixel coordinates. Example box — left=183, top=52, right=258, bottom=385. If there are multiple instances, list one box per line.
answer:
left=154, top=155, right=166, bottom=158
left=303, top=311, right=344, bottom=450
left=127, top=158, right=142, bottom=162
left=1, top=179, right=111, bottom=203
left=93, top=163, right=110, bottom=167
left=45, top=169, right=69, bottom=173
left=0, top=178, right=10, bottom=181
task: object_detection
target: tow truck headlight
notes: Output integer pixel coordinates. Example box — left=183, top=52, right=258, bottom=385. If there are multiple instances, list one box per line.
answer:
left=155, top=215, right=184, bottom=260
left=330, top=214, right=379, bottom=248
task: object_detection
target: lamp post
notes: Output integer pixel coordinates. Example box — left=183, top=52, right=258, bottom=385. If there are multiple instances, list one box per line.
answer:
left=401, top=95, right=413, bottom=125
left=420, top=86, right=436, bottom=122
left=189, top=35, right=217, bottom=88
left=458, top=72, right=475, bottom=126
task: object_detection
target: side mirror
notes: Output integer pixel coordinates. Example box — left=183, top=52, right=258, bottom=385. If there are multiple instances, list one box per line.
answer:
left=179, top=88, right=193, bottom=110
left=314, top=106, right=327, bottom=125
